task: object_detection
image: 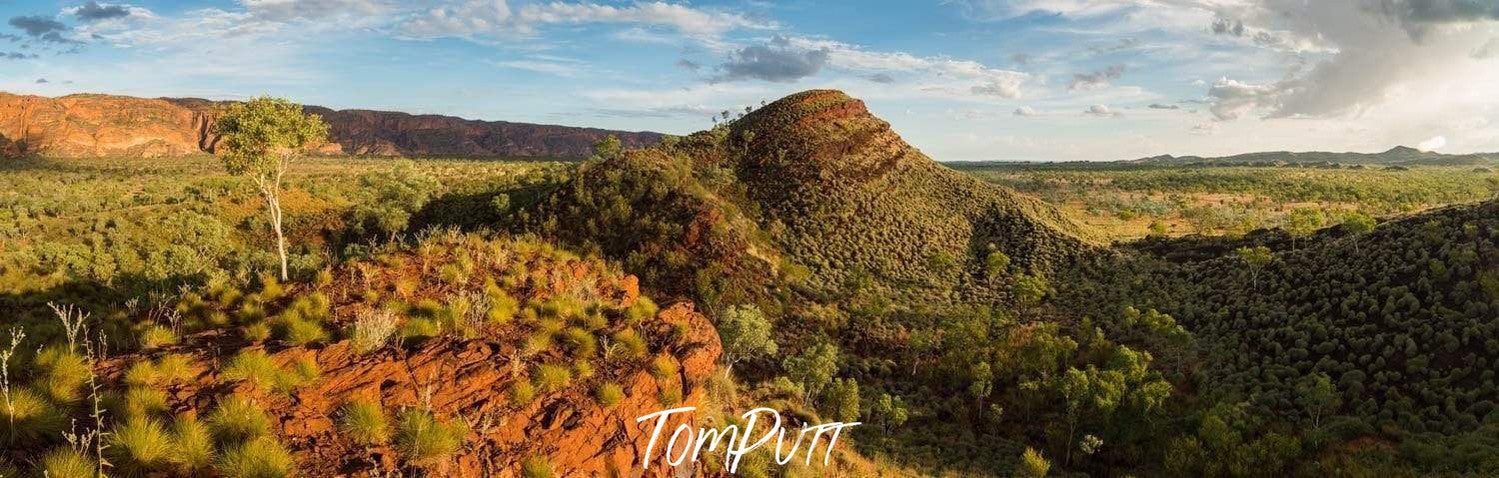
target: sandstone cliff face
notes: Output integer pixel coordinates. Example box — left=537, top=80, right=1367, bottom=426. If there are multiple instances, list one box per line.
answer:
left=0, top=93, right=214, bottom=158
left=0, top=92, right=663, bottom=159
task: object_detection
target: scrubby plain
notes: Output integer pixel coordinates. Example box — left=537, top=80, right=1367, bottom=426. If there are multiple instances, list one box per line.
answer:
left=957, top=163, right=1499, bottom=241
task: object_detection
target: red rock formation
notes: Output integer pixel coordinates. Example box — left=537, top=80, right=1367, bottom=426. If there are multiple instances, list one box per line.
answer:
left=107, top=301, right=719, bottom=477
left=0, top=92, right=663, bottom=159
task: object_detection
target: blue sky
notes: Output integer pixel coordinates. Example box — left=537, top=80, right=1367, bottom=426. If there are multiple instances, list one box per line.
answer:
left=2, top=0, right=1498, bottom=160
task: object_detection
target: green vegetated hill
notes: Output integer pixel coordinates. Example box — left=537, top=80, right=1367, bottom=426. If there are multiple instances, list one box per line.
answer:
left=522, top=89, right=1499, bottom=476
left=529, top=90, right=1100, bottom=309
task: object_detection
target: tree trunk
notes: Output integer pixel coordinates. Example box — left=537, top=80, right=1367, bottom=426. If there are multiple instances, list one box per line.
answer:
left=271, top=194, right=288, bottom=281
left=257, top=168, right=290, bottom=281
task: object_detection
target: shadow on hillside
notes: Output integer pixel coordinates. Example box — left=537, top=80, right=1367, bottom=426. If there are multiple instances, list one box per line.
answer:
left=1124, top=224, right=1356, bottom=263
left=0, top=272, right=211, bottom=345
left=410, top=183, right=562, bottom=232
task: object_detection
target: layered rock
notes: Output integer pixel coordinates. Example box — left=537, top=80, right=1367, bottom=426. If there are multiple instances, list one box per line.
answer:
left=93, top=235, right=722, bottom=476
left=0, top=92, right=663, bottom=159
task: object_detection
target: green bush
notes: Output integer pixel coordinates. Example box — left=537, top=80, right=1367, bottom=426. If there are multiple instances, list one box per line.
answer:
left=394, top=408, right=465, bottom=466
left=532, top=364, right=573, bottom=392
left=611, top=329, right=647, bottom=359
left=171, top=415, right=216, bottom=473
left=119, top=386, right=170, bottom=420
left=155, top=353, right=196, bottom=383
left=110, top=418, right=175, bottom=474
left=221, top=349, right=281, bottom=389
left=33, top=347, right=90, bottom=403
left=139, top=325, right=178, bottom=349
left=521, top=455, right=554, bottom=478
left=558, top=327, right=597, bottom=358
left=595, top=382, right=624, bottom=407
left=40, top=447, right=96, bottom=478
left=509, top=381, right=536, bottom=406
left=208, top=395, right=272, bottom=444
left=279, top=318, right=328, bottom=346
left=400, top=317, right=442, bottom=343
left=338, top=399, right=390, bottom=446
left=216, top=437, right=295, bottom=478
left=650, top=356, right=678, bottom=380
left=0, top=388, right=66, bottom=442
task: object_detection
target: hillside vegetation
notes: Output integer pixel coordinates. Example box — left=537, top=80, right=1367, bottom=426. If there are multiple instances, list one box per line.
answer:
left=522, top=89, right=1499, bottom=476
left=1, top=229, right=716, bottom=476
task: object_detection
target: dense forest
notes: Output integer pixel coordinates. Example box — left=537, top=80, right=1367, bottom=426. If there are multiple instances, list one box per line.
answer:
left=2, top=89, right=1497, bottom=476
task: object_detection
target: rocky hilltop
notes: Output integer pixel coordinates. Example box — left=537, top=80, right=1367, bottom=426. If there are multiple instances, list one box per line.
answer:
left=528, top=89, right=1103, bottom=311
left=0, top=92, right=663, bottom=159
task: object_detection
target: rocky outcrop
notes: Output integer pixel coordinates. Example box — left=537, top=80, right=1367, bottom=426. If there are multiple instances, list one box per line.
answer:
left=0, top=93, right=213, bottom=158
left=0, top=92, right=663, bottom=159
left=105, top=300, right=718, bottom=477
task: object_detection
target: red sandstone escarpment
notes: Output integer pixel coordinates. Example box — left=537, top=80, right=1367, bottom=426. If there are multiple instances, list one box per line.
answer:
left=0, top=92, right=663, bottom=159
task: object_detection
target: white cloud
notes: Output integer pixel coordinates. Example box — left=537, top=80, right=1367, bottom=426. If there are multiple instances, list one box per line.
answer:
left=493, top=56, right=588, bottom=77
left=778, top=36, right=1029, bottom=98
left=1204, top=1, right=1499, bottom=121
left=1474, top=37, right=1499, bottom=59
left=401, top=1, right=775, bottom=39
left=239, top=0, right=389, bottom=23
left=1084, top=104, right=1121, bottom=117
left=1417, top=135, right=1447, bottom=151
left=1014, top=105, right=1038, bottom=116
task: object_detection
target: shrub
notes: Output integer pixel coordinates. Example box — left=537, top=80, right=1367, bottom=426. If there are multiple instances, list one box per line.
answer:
left=110, top=418, right=175, bottom=474
left=242, top=322, right=272, bottom=342
left=520, top=329, right=554, bottom=357
left=338, top=399, right=390, bottom=446
left=139, top=325, right=178, bottom=349
left=509, top=381, right=536, bottom=406
left=558, top=327, right=597, bottom=358
left=485, top=286, right=519, bottom=324
left=532, top=364, right=572, bottom=393
left=650, top=356, right=678, bottom=381
left=208, top=395, right=272, bottom=443
left=350, top=308, right=398, bottom=354
left=1, top=388, right=66, bottom=441
left=33, top=347, right=90, bottom=403
left=288, top=357, right=320, bottom=383
left=124, top=360, right=159, bottom=386
left=401, top=317, right=442, bottom=343
left=611, top=329, right=647, bottom=359
left=40, top=447, right=96, bottom=478
left=521, top=456, right=553, bottom=478
left=394, top=409, right=465, bottom=466
left=595, top=382, right=624, bottom=407
left=216, top=437, right=294, bottom=478
left=221, top=349, right=281, bottom=389
left=120, top=386, right=169, bottom=420
left=1015, top=447, right=1051, bottom=478
left=573, top=360, right=595, bottom=379
left=155, top=354, right=196, bottom=384
left=658, top=386, right=682, bottom=406
left=172, top=415, right=216, bottom=472
left=624, top=297, right=658, bottom=324
left=222, top=350, right=311, bottom=393
left=281, top=317, right=331, bottom=347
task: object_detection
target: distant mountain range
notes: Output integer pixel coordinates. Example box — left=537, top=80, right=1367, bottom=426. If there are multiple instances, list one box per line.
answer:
left=0, top=92, right=664, bottom=159
left=1127, top=145, right=1499, bottom=167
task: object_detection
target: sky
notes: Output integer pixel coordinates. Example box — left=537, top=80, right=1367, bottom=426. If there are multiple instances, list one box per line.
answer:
left=1, top=1, right=1498, bottom=161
